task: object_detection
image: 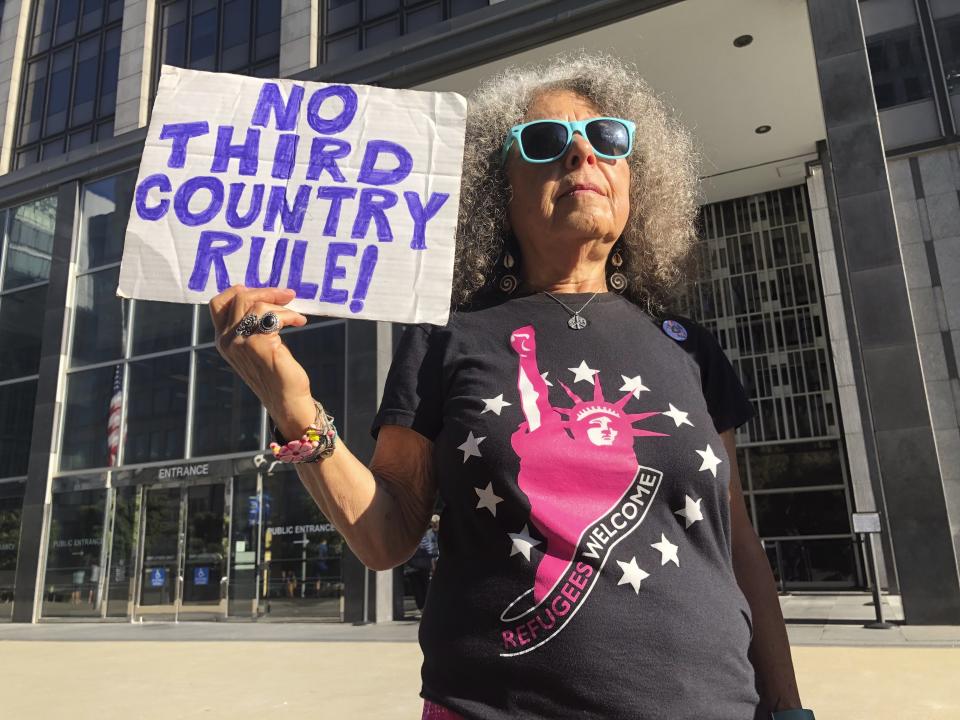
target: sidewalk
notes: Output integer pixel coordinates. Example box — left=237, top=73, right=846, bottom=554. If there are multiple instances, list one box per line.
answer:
left=0, top=594, right=957, bottom=720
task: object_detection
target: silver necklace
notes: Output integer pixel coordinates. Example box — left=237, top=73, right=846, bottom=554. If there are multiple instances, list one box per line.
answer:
left=542, top=290, right=600, bottom=330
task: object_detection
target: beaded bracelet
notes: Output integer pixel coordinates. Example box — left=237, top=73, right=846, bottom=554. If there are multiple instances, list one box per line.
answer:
left=268, top=400, right=338, bottom=463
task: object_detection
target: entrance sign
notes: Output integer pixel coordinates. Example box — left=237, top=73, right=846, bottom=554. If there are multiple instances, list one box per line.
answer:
left=194, top=567, right=210, bottom=586
left=118, top=65, right=467, bottom=325
left=150, top=568, right=167, bottom=587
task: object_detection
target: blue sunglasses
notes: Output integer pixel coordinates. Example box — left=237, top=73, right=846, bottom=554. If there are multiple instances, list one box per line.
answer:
left=501, top=117, right=636, bottom=164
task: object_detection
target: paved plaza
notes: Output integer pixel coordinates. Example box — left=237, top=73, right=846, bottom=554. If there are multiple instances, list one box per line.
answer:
left=1, top=594, right=958, bottom=720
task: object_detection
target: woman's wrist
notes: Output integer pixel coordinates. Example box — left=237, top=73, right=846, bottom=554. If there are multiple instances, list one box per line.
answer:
left=268, top=396, right=318, bottom=442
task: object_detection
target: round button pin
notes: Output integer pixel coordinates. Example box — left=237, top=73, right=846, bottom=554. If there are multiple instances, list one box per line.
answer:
left=662, top=319, right=688, bottom=341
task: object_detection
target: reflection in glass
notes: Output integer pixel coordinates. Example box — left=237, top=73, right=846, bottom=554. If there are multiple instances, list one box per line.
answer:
left=866, top=25, right=933, bottom=109
left=71, top=266, right=127, bottom=366
left=125, top=353, right=190, bottom=464
left=132, top=300, right=192, bottom=356
left=764, top=538, right=857, bottom=586
left=749, top=440, right=843, bottom=491
left=0, top=482, right=25, bottom=620
left=79, top=171, right=137, bottom=271
left=181, top=484, right=227, bottom=618
left=60, top=365, right=116, bottom=471
left=260, top=470, right=343, bottom=620
left=0, top=381, right=37, bottom=478
left=2, top=196, right=57, bottom=290
left=42, top=489, right=107, bottom=618
left=229, top=473, right=258, bottom=617
left=754, top=489, right=851, bottom=537
left=138, top=486, right=180, bottom=616
left=197, top=305, right=215, bottom=344
left=283, top=324, right=346, bottom=420
left=192, top=349, right=262, bottom=456
left=105, top=486, right=138, bottom=616
left=0, top=285, right=48, bottom=380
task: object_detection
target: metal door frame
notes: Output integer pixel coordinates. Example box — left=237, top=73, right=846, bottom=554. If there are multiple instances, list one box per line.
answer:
left=131, top=477, right=232, bottom=621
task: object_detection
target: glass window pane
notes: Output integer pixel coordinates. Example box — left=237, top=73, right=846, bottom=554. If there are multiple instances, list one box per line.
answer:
left=71, top=267, right=127, bottom=366
left=754, top=489, right=850, bottom=537
left=749, top=440, right=843, bottom=490
left=0, top=482, right=26, bottom=619
left=132, top=301, right=193, bottom=356
left=0, top=285, right=49, bottom=380
left=3, top=196, right=57, bottom=290
left=765, top=538, right=857, bottom=586
left=19, top=59, right=47, bottom=146
left=105, top=485, right=137, bottom=617
left=54, top=0, right=81, bottom=46
left=42, top=489, right=107, bottom=618
left=365, top=17, right=400, bottom=48
left=406, top=4, right=442, bottom=34
left=125, top=353, right=190, bottom=464
left=197, top=305, right=215, bottom=344
left=192, top=348, right=262, bottom=456
left=932, top=7, right=960, bottom=107
left=107, top=0, right=124, bottom=22
left=72, top=36, right=100, bottom=127
left=326, top=33, right=359, bottom=62
left=866, top=27, right=933, bottom=109
left=190, top=8, right=218, bottom=71
left=32, top=0, right=58, bottom=54
left=45, top=48, right=73, bottom=136
left=161, top=2, right=188, bottom=69
left=283, top=324, right=345, bottom=420
left=60, top=365, right=116, bottom=470
left=451, top=0, right=486, bottom=16
left=99, top=26, right=121, bottom=118
left=79, top=170, right=137, bottom=271
left=364, top=0, right=398, bottom=21
left=81, top=0, right=106, bottom=33
left=221, top=0, right=251, bottom=71
left=0, top=382, right=37, bottom=478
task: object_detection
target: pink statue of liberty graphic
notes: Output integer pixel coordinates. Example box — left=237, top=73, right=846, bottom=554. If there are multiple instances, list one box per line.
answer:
left=509, top=325, right=668, bottom=602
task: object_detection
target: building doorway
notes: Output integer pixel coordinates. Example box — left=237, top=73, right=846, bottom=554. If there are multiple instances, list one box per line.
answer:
left=134, top=481, right=231, bottom=621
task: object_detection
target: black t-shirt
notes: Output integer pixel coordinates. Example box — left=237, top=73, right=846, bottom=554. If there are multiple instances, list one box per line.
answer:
left=371, top=291, right=760, bottom=720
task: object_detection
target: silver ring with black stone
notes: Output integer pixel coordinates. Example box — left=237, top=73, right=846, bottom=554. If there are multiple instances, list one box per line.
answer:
left=235, top=313, right=258, bottom=337
left=257, top=311, right=281, bottom=334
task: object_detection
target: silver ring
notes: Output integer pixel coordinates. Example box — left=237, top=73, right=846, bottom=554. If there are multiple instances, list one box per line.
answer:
left=235, top=313, right=258, bottom=337
left=257, top=312, right=281, bottom=334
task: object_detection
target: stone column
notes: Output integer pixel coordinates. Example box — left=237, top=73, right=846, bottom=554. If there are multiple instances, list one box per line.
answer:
left=807, top=0, right=960, bottom=623
left=114, top=0, right=156, bottom=136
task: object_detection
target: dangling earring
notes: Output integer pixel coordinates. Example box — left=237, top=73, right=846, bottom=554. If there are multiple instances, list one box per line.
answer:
left=609, top=248, right=627, bottom=293
left=498, top=249, right=519, bottom=294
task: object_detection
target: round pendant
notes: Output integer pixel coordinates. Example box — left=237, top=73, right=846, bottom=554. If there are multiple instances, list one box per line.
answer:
left=568, top=314, right=588, bottom=330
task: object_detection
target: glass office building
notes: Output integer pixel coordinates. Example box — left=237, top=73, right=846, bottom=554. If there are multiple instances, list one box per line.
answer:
left=1, top=0, right=959, bottom=625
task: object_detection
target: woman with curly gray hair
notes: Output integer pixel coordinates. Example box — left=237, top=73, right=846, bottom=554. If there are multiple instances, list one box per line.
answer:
left=210, top=54, right=812, bottom=719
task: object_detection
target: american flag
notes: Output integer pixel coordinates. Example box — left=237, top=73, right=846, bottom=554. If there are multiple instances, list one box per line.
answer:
left=107, top=364, right=123, bottom=467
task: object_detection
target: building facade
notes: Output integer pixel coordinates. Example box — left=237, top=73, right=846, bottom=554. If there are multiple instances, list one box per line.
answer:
left=0, top=0, right=958, bottom=624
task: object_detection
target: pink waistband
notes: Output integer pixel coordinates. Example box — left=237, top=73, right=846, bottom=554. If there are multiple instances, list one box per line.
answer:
left=422, top=700, right=465, bottom=719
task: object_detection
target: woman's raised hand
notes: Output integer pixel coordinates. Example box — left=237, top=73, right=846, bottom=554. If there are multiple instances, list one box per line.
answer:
left=209, top=285, right=316, bottom=437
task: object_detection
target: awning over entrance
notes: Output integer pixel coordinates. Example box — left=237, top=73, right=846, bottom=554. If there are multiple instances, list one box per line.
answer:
left=415, top=0, right=827, bottom=203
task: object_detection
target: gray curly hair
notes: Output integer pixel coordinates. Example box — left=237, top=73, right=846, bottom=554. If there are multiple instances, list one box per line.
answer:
left=452, top=52, right=701, bottom=315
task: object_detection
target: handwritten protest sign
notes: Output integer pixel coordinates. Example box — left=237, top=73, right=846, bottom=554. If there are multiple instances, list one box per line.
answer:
left=118, top=65, right=467, bottom=325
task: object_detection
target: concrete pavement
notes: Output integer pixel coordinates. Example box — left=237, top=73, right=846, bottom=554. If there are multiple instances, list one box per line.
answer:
left=1, top=594, right=958, bottom=720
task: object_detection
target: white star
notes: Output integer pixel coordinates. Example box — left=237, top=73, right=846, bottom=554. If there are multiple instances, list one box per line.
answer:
left=474, top=482, right=503, bottom=516
left=509, top=525, right=541, bottom=561
left=662, top=403, right=694, bottom=427
left=616, top=557, right=650, bottom=593
left=619, top=374, right=650, bottom=398
left=696, top=444, right=722, bottom=477
left=457, top=431, right=485, bottom=463
left=674, top=495, right=704, bottom=529
left=481, top=394, right=512, bottom=416
left=569, top=360, right=599, bottom=384
left=651, top=533, right=680, bottom=567
left=541, top=371, right=553, bottom=387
